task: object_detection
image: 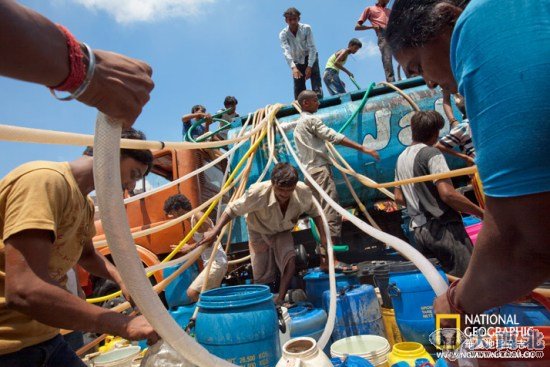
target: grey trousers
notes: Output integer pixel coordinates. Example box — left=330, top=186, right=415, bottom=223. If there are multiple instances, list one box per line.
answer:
left=414, top=219, right=473, bottom=277
left=377, top=29, right=395, bottom=83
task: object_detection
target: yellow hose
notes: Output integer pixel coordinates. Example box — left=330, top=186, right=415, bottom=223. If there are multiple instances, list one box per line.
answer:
left=88, top=110, right=271, bottom=304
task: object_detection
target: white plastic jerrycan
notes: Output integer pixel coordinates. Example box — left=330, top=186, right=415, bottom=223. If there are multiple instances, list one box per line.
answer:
left=276, top=337, right=333, bottom=367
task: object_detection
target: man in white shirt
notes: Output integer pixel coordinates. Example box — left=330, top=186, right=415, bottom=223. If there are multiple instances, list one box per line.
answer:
left=279, top=7, right=323, bottom=100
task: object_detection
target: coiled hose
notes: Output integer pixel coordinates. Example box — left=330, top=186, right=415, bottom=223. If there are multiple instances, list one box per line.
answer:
left=94, top=112, right=237, bottom=367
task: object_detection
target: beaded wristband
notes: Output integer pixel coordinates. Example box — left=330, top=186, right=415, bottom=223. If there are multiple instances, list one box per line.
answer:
left=50, top=42, right=95, bottom=101
left=50, top=25, right=85, bottom=91
left=49, top=25, right=96, bottom=101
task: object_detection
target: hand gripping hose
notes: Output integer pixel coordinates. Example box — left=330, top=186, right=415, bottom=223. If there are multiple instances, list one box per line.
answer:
left=93, top=112, right=237, bottom=367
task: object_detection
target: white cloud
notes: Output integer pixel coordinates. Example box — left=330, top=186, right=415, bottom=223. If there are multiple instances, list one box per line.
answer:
left=355, top=38, right=380, bottom=60
left=73, top=0, right=216, bottom=24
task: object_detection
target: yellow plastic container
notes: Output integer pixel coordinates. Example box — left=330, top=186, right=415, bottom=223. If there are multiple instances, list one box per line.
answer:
left=387, top=342, right=434, bottom=366
left=381, top=307, right=403, bottom=347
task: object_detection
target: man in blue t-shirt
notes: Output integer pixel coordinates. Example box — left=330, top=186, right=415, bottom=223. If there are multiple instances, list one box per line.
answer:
left=387, top=0, right=550, bottom=318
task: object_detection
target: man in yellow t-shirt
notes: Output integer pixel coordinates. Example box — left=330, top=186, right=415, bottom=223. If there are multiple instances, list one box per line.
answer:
left=0, top=129, right=159, bottom=367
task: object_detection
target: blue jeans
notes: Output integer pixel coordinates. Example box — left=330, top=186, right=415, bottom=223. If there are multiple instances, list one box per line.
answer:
left=323, top=68, right=346, bottom=95
left=0, top=335, right=87, bottom=367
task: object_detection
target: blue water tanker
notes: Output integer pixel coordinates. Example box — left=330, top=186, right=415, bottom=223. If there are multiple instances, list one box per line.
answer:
left=196, top=285, right=280, bottom=367
left=163, top=263, right=199, bottom=309
left=388, top=261, right=448, bottom=345
left=287, top=304, right=327, bottom=341
left=226, top=77, right=465, bottom=244
left=322, top=284, right=386, bottom=342
left=303, top=268, right=359, bottom=308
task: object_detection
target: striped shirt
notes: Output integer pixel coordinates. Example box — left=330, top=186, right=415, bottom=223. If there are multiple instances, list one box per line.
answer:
left=439, top=121, right=475, bottom=158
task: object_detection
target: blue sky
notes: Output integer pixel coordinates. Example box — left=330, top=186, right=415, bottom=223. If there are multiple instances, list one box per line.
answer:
left=0, top=0, right=392, bottom=177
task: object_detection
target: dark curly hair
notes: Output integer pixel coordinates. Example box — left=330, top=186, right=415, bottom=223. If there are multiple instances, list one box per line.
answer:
left=271, top=163, right=299, bottom=187
left=223, top=96, right=238, bottom=107
left=386, top=0, right=469, bottom=53
left=163, top=194, right=192, bottom=214
left=83, top=128, right=154, bottom=174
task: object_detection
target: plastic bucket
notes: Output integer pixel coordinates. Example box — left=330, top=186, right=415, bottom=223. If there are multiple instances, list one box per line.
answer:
left=91, top=346, right=141, bottom=367
left=196, top=285, right=280, bottom=367
left=322, top=285, right=386, bottom=342
left=499, top=302, right=550, bottom=326
left=288, top=304, right=327, bottom=341
left=163, top=262, right=199, bottom=308
left=387, top=342, right=434, bottom=366
left=331, top=355, right=375, bottom=366
left=388, top=260, right=447, bottom=345
left=303, top=268, right=359, bottom=308
left=331, top=335, right=391, bottom=367
left=381, top=307, right=403, bottom=347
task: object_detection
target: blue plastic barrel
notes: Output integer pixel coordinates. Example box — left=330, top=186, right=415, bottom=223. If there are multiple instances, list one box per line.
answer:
left=163, top=263, right=199, bottom=308
left=331, top=356, right=374, bottom=367
left=288, top=304, right=327, bottom=341
left=322, top=285, right=386, bottom=342
left=303, top=268, right=359, bottom=308
left=388, top=261, right=448, bottom=345
left=196, top=285, right=280, bottom=367
left=499, top=302, right=550, bottom=326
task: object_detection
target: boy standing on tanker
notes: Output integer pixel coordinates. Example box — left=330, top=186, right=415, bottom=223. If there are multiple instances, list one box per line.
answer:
left=0, top=129, right=158, bottom=366
left=355, top=0, right=395, bottom=82
left=293, top=90, right=380, bottom=245
left=279, top=7, right=323, bottom=100
left=199, top=163, right=328, bottom=305
left=163, top=194, right=228, bottom=303
left=181, top=104, right=212, bottom=141
left=323, top=38, right=363, bottom=96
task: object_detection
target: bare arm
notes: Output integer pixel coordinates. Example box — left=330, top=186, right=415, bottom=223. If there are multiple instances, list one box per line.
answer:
left=435, top=142, right=474, bottom=165
left=355, top=22, right=377, bottom=31
left=436, top=179, right=484, bottom=218
left=0, top=0, right=153, bottom=127
left=334, top=50, right=353, bottom=76
left=339, top=137, right=380, bottom=161
left=78, top=239, right=131, bottom=302
left=182, top=112, right=202, bottom=123
left=442, top=90, right=458, bottom=127
left=0, top=0, right=68, bottom=86
left=198, top=212, right=232, bottom=247
left=4, top=230, right=158, bottom=343
left=394, top=187, right=406, bottom=207
left=435, top=193, right=550, bottom=314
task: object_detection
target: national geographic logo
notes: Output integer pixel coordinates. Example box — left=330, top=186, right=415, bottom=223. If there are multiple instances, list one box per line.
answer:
left=431, top=314, right=464, bottom=351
